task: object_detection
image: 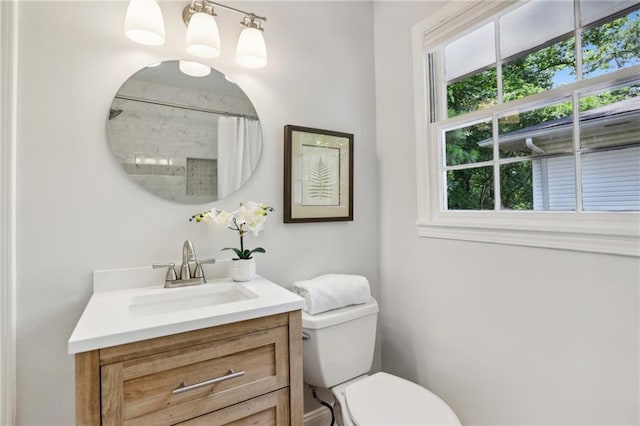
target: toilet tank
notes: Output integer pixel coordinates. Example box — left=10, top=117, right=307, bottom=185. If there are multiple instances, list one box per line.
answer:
left=301, top=298, right=378, bottom=388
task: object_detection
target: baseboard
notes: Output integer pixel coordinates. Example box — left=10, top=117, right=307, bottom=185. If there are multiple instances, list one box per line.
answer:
left=304, top=406, right=333, bottom=426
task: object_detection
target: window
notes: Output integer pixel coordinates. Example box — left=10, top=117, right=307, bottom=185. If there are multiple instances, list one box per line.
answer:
left=412, top=0, right=640, bottom=256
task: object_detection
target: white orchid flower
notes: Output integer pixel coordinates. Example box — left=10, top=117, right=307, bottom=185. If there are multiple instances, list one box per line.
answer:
left=214, top=210, right=234, bottom=227
left=191, top=202, right=273, bottom=259
left=237, top=202, right=269, bottom=235
left=200, top=210, right=216, bottom=224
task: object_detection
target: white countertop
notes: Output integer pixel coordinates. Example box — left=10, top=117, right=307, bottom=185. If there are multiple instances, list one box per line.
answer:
left=68, top=268, right=304, bottom=354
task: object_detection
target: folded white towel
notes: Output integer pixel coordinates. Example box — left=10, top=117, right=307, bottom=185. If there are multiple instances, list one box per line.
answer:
left=292, top=274, right=371, bottom=315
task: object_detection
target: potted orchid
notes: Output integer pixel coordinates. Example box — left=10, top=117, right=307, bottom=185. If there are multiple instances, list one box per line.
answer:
left=191, top=202, right=274, bottom=281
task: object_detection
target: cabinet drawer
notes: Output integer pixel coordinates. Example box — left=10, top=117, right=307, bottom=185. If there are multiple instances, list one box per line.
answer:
left=176, top=388, right=289, bottom=426
left=101, top=326, right=289, bottom=426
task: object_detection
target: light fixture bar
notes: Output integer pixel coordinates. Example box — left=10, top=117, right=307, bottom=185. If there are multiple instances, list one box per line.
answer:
left=183, top=0, right=266, bottom=25
left=206, top=1, right=266, bottom=22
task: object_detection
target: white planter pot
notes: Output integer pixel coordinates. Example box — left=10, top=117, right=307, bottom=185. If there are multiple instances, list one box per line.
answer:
left=231, top=258, right=256, bottom=282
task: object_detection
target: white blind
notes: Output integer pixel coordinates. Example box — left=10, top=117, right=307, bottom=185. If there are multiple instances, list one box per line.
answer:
left=581, top=0, right=640, bottom=25
left=500, top=0, right=574, bottom=59
left=445, top=22, right=495, bottom=82
left=441, top=0, right=639, bottom=82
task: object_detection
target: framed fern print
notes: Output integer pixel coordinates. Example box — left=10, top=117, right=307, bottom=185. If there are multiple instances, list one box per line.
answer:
left=284, top=125, right=354, bottom=222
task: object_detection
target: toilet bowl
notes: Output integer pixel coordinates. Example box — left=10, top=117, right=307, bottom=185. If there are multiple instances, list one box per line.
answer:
left=302, top=299, right=460, bottom=425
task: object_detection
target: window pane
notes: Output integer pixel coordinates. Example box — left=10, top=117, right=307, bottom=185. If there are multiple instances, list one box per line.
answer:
left=579, top=83, right=640, bottom=149
left=447, top=69, right=497, bottom=118
left=445, top=22, right=495, bottom=82
left=582, top=146, right=640, bottom=211
left=533, top=155, right=577, bottom=211
left=501, top=0, right=574, bottom=58
left=503, top=38, right=576, bottom=102
left=445, top=119, right=493, bottom=166
left=497, top=100, right=574, bottom=158
left=500, top=162, right=533, bottom=210
left=582, top=9, right=640, bottom=79
left=447, top=166, right=494, bottom=210
left=431, top=0, right=639, bottom=217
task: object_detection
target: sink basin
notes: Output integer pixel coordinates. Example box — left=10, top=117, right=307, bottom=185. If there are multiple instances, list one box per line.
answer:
left=129, top=283, right=259, bottom=317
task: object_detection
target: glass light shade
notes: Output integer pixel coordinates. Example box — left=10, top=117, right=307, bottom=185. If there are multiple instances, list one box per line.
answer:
left=124, top=0, right=165, bottom=46
left=236, top=27, right=267, bottom=69
left=185, top=12, right=221, bottom=58
left=179, top=60, right=211, bottom=77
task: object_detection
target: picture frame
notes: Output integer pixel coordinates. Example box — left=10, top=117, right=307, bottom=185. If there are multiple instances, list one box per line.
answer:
left=284, top=125, right=354, bottom=223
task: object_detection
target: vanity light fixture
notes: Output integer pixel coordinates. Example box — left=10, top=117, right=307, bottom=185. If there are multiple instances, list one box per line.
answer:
left=184, top=1, right=221, bottom=58
left=235, top=15, right=268, bottom=69
left=124, top=0, right=165, bottom=46
left=124, top=0, right=268, bottom=69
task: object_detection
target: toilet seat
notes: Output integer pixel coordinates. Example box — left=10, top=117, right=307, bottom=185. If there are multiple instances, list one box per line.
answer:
left=344, top=372, right=460, bottom=425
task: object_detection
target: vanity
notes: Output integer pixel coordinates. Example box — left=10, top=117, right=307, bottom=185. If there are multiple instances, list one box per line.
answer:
left=69, top=267, right=305, bottom=426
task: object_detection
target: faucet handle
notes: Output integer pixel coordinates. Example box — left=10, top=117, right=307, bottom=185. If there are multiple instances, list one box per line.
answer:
left=193, top=258, right=216, bottom=280
left=153, top=263, right=178, bottom=281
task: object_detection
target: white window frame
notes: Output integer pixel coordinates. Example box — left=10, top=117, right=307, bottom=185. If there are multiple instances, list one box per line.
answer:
left=412, top=0, right=640, bottom=257
left=0, top=1, right=17, bottom=424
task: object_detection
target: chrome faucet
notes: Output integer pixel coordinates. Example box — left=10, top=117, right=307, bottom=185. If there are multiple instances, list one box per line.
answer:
left=153, top=240, right=215, bottom=288
left=180, top=239, right=196, bottom=280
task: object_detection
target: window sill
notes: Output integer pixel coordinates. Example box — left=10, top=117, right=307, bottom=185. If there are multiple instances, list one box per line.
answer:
left=417, top=212, right=640, bottom=257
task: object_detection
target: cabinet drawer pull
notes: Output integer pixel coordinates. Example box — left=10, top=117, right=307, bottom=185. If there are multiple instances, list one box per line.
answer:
left=172, top=369, right=245, bottom=395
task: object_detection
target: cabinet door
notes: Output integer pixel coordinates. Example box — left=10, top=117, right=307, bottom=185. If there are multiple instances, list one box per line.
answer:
left=176, top=388, right=290, bottom=426
left=101, top=327, right=289, bottom=426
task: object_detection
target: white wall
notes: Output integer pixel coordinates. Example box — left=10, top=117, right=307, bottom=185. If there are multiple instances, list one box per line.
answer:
left=16, top=1, right=376, bottom=424
left=374, top=3, right=639, bottom=425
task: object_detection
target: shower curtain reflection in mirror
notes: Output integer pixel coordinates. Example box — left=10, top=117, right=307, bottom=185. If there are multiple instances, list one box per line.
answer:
left=217, top=117, right=262, bottom=198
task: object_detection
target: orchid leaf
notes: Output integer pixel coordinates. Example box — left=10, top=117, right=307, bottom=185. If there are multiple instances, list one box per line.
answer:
left=222, top=247, right=265, bottom=259
left=222, top=247, right=244, bottom=259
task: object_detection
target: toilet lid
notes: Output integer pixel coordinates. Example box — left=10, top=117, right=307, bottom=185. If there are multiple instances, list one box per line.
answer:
left=344, top=372, right=460, bottom=426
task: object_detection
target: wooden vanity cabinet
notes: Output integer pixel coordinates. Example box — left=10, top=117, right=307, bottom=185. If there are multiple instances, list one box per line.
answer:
left=75, top=311, right=303, bottom=426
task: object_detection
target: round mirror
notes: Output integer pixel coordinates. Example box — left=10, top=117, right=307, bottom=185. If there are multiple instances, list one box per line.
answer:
left=106, top=60, right=262, bottom=204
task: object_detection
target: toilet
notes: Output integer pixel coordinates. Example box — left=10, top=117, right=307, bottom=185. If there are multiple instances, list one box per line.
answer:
left=302, top=298, right=461, bottom=425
